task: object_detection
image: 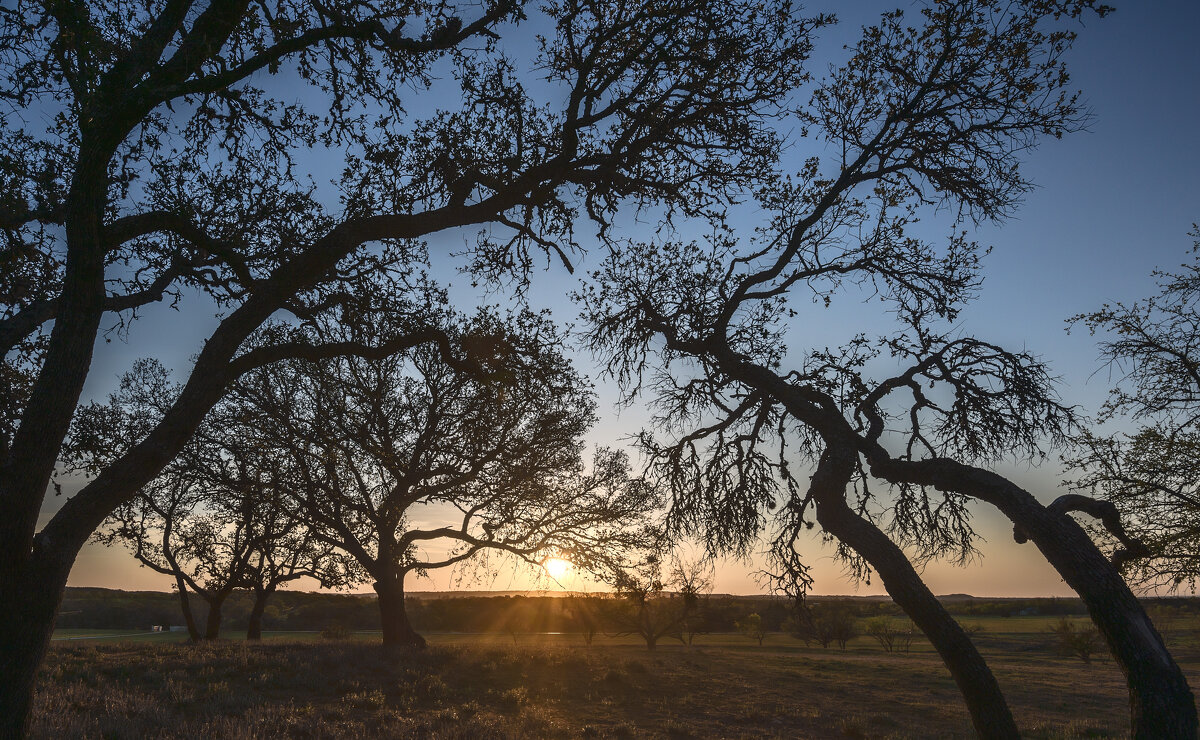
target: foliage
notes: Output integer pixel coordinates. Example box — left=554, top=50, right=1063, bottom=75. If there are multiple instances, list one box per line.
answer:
left=580, top=0, right=1106, bottom=594
left=575, top=2, right=1200, bottom=734
left=606, top=555, right=708, bottom=650
left=0, top=0, right=818, bottom=726
left=75, top=360, right=346, bottom=639
left=220, top=305, right=658, bottom=645
left=735, top=612, right=766, bottom=646
left=1067, top=229, right=1200, bottom=591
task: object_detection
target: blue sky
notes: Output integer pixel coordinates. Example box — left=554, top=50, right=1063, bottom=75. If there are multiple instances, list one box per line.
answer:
left=57, top=1, right=1200, bottom=596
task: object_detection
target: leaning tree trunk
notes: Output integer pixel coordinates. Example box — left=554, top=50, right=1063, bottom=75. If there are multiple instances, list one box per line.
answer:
left=246, top=586, right=274, bottom=641
left=1020, top=514, right=1195, bottom=739
left=812, top=446, right=1020, bottom=740
left=868, top=454, right=1199, bottom=739
left=967, top=466, right=1194, bottom=738
left=374, top=571, right=425, bottom=647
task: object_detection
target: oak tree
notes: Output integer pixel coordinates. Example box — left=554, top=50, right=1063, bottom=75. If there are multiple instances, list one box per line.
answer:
left=0, top=0, right=815, bottom=730
left=582, top=2, right=1193, bottom=737
left=225, top=308, right=658, bottom=646
left=1068, top=229, right=1200, bottom=591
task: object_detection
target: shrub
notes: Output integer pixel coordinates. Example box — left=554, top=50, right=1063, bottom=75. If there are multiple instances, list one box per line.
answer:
left=320, top=623, right=351, bottom=641
left=1049, top=618, right=1101, bottom=663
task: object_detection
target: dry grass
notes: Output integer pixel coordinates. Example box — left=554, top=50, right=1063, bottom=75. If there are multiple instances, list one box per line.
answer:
left=30, top=631, right=1200, bottom=739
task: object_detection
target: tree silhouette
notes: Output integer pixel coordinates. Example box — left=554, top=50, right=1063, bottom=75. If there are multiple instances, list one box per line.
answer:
left=582, top=2, right=1194, bottom=737
left=736, top=612, right=766, bottom=646
left=606, top=554, right=705, bottom=651
left=1068, top=227, right=1200, bottom=591
left=225, top=308, right=658, bottom=646
left=72, top=360, right=344, bottom=641
left=0, top=0, right=818, bottom=730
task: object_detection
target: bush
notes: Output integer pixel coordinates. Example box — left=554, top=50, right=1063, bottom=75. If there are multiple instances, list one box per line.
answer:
left=1049, top=617, right=1101, bottom=663
left=320, top=623, right=352, bottom=641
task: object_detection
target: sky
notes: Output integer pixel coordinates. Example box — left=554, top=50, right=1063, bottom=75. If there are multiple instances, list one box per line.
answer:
left=50, top=0, right=1200, bottom=597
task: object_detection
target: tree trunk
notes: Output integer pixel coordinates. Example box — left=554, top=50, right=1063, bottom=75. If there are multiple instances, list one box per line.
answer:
left=1022, top=522, right=1194, bottom=738
left=374, top=572, right=425, bottom=647
left=644, top=633, right=657, bottom=651
left=173, top=575, right=201, bottom=642
left=246, top=587, right=273, bottom=641
left=872, top=455, right=1199, bottom=739
left=811, top=447, right=1020, bottom=740
left=0, top=549, right=75, bottom=739
left=203, top=596, right=226, bottom=641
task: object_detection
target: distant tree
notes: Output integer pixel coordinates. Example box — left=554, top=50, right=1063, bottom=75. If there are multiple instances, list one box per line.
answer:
left=0, top=0, right=814, bottom=730
left=1068, top=229, right=1200, bottom=592
left=671, top=557, right=714, bottom=646
left=607, top=554, right=702, bottom=650
left=563, top=594, right=605, bottom=647
left=581, top=1, right=1195, bottom=736
left=76, top=361, right=344, bottom=641
left=736, top=612, right=766, bottom=646
left=227, top=309, right=659, bottom=647
left=788, top=602, right=858, bottom=650
left=865, top=616, right=915, bottom=654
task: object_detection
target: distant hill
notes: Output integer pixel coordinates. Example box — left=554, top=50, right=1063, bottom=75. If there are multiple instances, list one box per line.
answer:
left=56, top=586, right=1198, bottom=634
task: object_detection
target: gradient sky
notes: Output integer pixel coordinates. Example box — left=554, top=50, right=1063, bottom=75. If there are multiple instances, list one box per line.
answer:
left=51, top=1, right=1200, bottom=597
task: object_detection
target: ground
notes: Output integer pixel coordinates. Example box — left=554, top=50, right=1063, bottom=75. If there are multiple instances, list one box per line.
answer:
left=30, top=617, right=1200, bottom=738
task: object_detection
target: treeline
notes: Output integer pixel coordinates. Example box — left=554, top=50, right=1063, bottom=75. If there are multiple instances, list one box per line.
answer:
left=59, top=588, right=1200, bottom=634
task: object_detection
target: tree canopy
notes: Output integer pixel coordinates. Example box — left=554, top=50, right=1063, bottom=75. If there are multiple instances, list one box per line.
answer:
left=1068, top=227, right=1200, bottom=591
left=579, top=1, right=1193, bottom=736
left=0, top=0, right=820, bottom=732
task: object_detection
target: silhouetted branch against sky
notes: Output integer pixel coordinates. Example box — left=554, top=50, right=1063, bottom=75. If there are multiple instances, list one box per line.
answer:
left=0, top=0, right=829, bottom=731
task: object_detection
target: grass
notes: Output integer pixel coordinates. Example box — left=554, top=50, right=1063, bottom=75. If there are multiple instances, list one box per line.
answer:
left=30, top=622, right=1200, bottom=739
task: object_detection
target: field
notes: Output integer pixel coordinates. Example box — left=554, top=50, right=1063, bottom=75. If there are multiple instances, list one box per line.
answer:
left=30, top=616, right=1200, bottom=739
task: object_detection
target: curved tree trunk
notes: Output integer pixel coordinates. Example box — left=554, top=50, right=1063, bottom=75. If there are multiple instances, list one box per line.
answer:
left=812, top=446, right=1020, bottom=740
left=374, top=572, right=425, bottom=648
left=728, top=353, right=1195, bottom=738
left=874, top=457, right=1198, bottom=739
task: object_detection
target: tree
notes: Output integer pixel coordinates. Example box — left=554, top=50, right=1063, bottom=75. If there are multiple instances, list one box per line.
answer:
left=0, top=0, right=816, bottom=731
left=581, top=2, right=1195, bottom=737
left=73, top=360, right=344, bottom=641
left=563, top=593, right=605, bottom=646
left=606, top=554, right=701, bottom=651
left=226, top=308, right=658, bottom=647
left=736, top=612, right=766, bottom=646
left=865, top=616, right=915, bottom=654
left=671, top=556, right=714, bottom=646
left=1067, top=228, right=1200, bottom=591
left=788, top=601, right=858, bottom=650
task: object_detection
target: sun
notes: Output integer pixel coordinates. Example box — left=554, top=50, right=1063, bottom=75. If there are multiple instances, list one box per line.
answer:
left=542, top=557, right=573, bottom=580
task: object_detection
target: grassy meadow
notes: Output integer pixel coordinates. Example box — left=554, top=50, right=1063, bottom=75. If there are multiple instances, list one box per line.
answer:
left=31, top=615, right=1200, bottom=739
